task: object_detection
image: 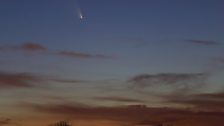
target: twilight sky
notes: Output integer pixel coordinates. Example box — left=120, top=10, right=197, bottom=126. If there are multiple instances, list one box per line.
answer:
left=0, top=0, right=224, bottom=126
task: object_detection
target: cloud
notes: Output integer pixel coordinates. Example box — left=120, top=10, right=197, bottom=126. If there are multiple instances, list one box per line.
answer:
left=93, top=96, right=144, bottom=103
left=197, top=92, right=224, bottom=99
left=0, top=118, right=12, bottom=126
left=52, top=79, right=85, bottom=84
left=136, top=120, right=172, bottom=126
left=18, top=42, right=47, bottom=51
left=129, top=73, right=208, bottom=89
left=0, top=71, right=84, bottom=89
left=57, top=51, right=114, bottom=59
left=23, top=102, right=224, bottom=125
left=186, top=39, right=219, bottom=46
left=0, top=42, right=47, bottom=52
left=0, top=72, right=43, bottom=88
left=0, top=42, right=114, bottom=59
left=167, top=92, right=224, bottom=111
left=23, top=102, right=184, bottom=121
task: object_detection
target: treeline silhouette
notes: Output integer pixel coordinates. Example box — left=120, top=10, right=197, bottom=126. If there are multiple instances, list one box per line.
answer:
left=49, top=121, right=71, bottom=126
left=49, top=120, right=174, bottom=126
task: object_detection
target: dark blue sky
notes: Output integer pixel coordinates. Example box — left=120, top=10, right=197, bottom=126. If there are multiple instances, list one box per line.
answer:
left=1, top=0, right=224, bottom=45
left=0, top=0, right=224, bottom=83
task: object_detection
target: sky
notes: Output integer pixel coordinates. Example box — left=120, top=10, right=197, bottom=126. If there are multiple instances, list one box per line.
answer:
left=0, top=0, right=224, bottom=126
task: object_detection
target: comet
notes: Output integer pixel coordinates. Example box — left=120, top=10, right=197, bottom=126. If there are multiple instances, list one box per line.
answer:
left=77, top=9, right=84, bottom=20
left=74, top=0, right=84, bottom=20
left=79, top=13, right=83, bottom=19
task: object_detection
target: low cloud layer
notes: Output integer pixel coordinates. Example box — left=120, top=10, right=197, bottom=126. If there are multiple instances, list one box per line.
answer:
left=24, top=102, right=189, bottom=122
left=0, top=118, right=12, bottom=126
left=167, top=92, right=224, bottom=111
left=23, top=102, right=224, bottom=126
left=94, top=96, right=144, bottom=103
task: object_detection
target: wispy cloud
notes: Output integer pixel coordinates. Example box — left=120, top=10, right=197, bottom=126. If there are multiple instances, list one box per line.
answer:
left=0, top=42, right=114, bottom=59
left=0, top=72, right=42, bottom=88
left=186, top=39, right=219, bottom=46
left=0, top=42, right=47, bottom=52
left=0, top=118, right=12, bottom=126
left=167, top=92, right=224, bottom=111
left=129, top=73, right=208, bottom=89
left=57, top=51, right=114, bottom=59
left=52, top=79, right=85, bottom=84
left=17, top=42, right=47, bottom=51
left=0, top=71, right=85, bottom=89
left=93, top=96, right=144, bottom=103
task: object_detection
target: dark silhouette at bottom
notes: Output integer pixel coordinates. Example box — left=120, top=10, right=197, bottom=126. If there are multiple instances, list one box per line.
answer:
left=49, top=121, right=71, bottom=126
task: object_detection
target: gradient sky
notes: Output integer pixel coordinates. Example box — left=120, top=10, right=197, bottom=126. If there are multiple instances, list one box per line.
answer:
left=0, top=0, right=224, bottom=126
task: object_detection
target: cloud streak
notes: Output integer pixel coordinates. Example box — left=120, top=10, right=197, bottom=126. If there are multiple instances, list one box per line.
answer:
left=167, top=92, right=224, bottom=111
left=0, top=71, right=85, bottom=89
left=0, top=42, right=47, bottom=52
left=0, top=118, right=12, bottom=126
left=52, top=79, right=85, bottom=84
left=0, top=42, right=114, bottom=59
left=129, top=73, right=208, bottom=89
left=18, top=42, right=47, bottom=52
left=94, top=96, right=144, bottom=103
left=0, top=72, right=42, bottom=88
left=186, top=39, right=219, bottom=46
left=57, top=51, right=113, bottom=59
